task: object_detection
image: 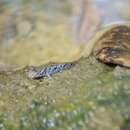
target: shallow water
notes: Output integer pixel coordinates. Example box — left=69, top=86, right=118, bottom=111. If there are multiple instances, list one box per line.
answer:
left=0, top=0, right=129, bottom=66
left=0, top=1, right=130, bottom=130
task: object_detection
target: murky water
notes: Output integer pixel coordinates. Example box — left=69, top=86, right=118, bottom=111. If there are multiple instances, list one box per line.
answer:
left=0, top=1, right=130, bottom=129
left=0, top=0, right=130, bottom=65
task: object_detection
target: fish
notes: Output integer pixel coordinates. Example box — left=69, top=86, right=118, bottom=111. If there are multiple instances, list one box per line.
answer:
left=26, top=62, right=76, bottom=79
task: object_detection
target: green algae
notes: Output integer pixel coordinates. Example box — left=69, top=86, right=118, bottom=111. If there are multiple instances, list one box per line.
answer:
left=0, top=56, right=130, bottom=130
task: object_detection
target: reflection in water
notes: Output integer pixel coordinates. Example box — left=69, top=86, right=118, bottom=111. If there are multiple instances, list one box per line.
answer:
left=72, top=0, right=130, bottom=43
left=95, top=0, right=130, bottom=24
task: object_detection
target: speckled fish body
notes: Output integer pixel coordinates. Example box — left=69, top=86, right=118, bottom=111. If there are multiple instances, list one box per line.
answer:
left=27, top=62, right=75, bottom=79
